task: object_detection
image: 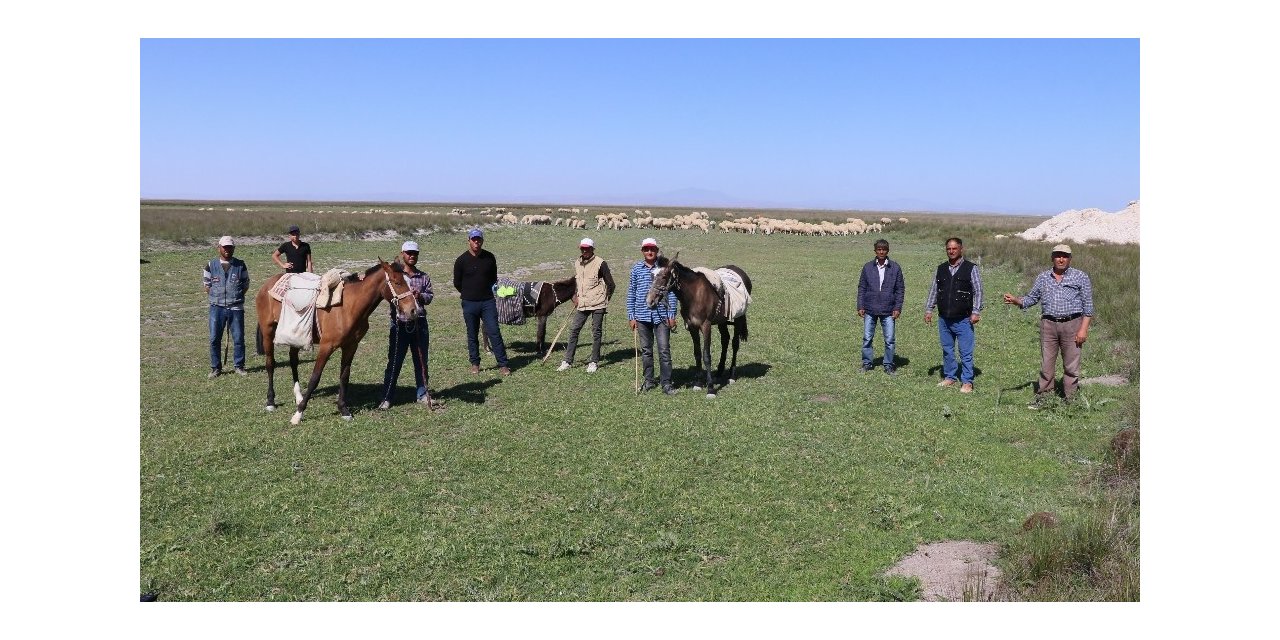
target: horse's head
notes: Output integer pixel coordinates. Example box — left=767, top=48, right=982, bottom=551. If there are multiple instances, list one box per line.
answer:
left=377, top=258, right=422, bottom=326
left=645, top=253, right=679, bottom=308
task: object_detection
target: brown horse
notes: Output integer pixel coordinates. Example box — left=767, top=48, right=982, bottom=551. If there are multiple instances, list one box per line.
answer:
left=646, top=254, right=752, bottom=397
left=255, top=259, right=421, bottom=424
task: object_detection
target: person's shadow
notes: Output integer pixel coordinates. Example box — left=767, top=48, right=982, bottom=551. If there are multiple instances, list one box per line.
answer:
left=927, top=364, right=983, bottom=380
left=438, top=379, right=502, bottom=405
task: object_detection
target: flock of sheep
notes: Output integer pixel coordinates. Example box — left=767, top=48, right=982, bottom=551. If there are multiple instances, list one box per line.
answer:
left=474, top=208, right=910, bottom=237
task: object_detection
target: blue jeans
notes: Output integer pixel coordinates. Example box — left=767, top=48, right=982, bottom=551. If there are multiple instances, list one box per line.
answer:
left=862, top=314, right=896, bottom=370
left=209, top=305, right=245, bottom=371
left=938, top=316, right=975, bottom=384
left=382, top=320, right=430, bottom=402
left=461, top=298, right=508, bottom=367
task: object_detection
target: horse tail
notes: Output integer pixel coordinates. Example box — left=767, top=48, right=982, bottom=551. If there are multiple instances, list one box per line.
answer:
left=739, top=317, right=749, bottom=343
left=255, top=321, right=264, bottom=355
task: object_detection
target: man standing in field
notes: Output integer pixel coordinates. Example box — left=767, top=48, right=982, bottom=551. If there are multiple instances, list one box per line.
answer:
left=1002, top=244, right=1095, bottom=409
left=925, top=237, right=983, bottom=393
left=378, top=240, right=436, bottom=409
left=558, top=238, right=616, bottom=373
left=857, top=238, right=906, bottom=375
left=627, top=238, right=678, bottom=394
left=203, top=236, right=250, bottom=378
left=453, top=228, right=511, bottom=375
left=272, top=224, right=312, bottom=273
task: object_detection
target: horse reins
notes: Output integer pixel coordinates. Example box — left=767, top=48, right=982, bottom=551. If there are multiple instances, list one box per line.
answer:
left=384, top=270, right=424, bottom=326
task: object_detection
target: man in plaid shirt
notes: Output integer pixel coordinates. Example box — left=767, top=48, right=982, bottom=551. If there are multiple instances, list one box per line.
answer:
left=1003, top=244, right=1095, bottom=409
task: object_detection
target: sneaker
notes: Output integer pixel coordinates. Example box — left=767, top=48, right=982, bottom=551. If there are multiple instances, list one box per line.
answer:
left=937, top=378, right=956, bottom=387
left=557, top=361, right=571, bottom=372
left=234, top=367, right=248, bottom=376
left=1027, top=395, right=1048, bottom=410
left=208, top=369, right=221, bottom=379
left=417, top=394, right=435, bottom=407
left=662, top=386, right=677, bottom=395
left=884, top=367, right=896, bottom=376
left=499, top=367, right=512, bottom=376
left=960, top=383, right=973, bottom=394
left=586, top=362, right=598, bottom=373
left=861, top=364, right=873, bottom=373
left=470, top=364, right=481, bottom=374
left=640, top=380, right=657, bottom=392
left=377, top=400, right=391, bottom=410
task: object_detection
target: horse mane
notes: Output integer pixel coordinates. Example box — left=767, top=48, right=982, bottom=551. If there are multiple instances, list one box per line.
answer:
left=351, top=261, right=403, bottom=282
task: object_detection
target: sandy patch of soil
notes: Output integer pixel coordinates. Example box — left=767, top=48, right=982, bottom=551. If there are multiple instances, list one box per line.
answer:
left=1082, top=374, right=1129, bottom=387
left=885, top=541, right=1003, bottom=601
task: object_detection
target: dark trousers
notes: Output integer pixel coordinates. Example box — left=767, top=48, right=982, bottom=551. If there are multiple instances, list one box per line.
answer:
left=563, top=309, right=606, bottom=364
left=461, top=298, right=508, bottom=367
left=382, top=320, right=430, bottom=402
left=636, top=320, right=673, bottom=386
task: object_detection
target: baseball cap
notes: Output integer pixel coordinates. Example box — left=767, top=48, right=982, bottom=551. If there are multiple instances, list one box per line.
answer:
left=580, top=238, right=595, bottom=248
left=640, top=237, right=659, bottom=249
left=402, top=240, right=419, bottom=252
left=288, top=225, right=300, bottom=234
left=468, top=228, right=484, bottom=239
left=218, top=236, right=234, bottom=247
left=1052, top=244, right=1072, bottom=255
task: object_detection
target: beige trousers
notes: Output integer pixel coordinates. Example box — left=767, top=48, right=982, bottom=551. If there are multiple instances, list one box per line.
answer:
left=1038, top=316, right=1083, bottom=398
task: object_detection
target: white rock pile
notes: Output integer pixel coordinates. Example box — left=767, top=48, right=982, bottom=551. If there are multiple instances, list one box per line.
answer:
left=1017, top=201, right=1140, bottom=245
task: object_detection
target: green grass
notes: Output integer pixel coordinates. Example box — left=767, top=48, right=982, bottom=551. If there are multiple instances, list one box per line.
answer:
left=141, top=203, right=1137, bottom=601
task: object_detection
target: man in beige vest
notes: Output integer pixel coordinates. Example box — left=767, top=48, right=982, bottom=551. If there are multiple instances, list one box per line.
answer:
left=558, top=238, right=616, bottom=373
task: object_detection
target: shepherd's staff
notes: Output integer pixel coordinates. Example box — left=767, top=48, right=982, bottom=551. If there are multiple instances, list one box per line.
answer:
left=541, top=312, right=572, bottom=363
left=222, top=319, right=231, bottom=372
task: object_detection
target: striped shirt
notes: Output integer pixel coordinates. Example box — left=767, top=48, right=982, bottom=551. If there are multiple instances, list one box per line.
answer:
left=924, top=261, right=984, bottom=314
left=1019, top=267, right=1094, bottom=317
left=626, top=260, right=677, bottom=324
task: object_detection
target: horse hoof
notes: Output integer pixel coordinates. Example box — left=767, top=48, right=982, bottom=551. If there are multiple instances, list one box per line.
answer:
left=265, top=405, right=275, bottom=412
left=290, top=412, right=302, bottom=425
left=341, top=414, right=353, bottom=421
left=727, top=378, right=735, bottom=384
left=692, top=385, right=703, bottom=391
left=706, top=393, right=717, bottom=399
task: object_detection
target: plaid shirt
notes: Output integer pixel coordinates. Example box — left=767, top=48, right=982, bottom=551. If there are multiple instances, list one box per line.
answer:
left=390, top=268, right=434, bottom=321
left=626, top=260, right=677, bottom=323
left=1019, top=267, right=1094, bottom=317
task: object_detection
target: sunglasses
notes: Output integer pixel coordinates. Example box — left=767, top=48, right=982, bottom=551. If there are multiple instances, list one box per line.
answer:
left=403, top=251, right=419, bottom=256
left=642, top=247, right=657, bottom=252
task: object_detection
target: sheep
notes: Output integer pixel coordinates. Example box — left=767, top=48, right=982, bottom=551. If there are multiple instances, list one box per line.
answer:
left=898, top=217, right=909, bottom=224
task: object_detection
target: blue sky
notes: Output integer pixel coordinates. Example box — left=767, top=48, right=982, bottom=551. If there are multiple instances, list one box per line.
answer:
left=141, top=38, right=1137, bottom=214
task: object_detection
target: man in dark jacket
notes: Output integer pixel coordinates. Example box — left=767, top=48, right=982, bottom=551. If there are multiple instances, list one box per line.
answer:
left=452, top=228, right=510, bottom=375
left=203, top=235, right=250, bottom=378
left=857, top=238, right=906, bottom=374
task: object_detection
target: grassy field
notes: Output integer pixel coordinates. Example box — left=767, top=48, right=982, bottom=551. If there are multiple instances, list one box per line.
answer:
left=140, top=204, right=1138, bottom=601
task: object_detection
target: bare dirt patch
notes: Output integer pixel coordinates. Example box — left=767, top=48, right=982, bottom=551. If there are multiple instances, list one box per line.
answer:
left=1082, top=374, right=1129, bottom=387
left=885, top=540, right=1003, bottom=601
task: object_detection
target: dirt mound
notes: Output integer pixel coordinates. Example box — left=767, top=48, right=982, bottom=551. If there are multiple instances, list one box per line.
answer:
left=885, top=540, right=1003, bottom=601
left=1017, top=201, right=1140, bottom=245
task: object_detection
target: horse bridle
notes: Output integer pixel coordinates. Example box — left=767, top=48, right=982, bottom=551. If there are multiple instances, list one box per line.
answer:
left=383, top=270, right=422, bottom=317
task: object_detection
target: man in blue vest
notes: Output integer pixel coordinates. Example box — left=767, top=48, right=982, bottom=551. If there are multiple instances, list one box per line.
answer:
left=924, top=237, right=983, bottom=393
left=203, top=235, right=250, bottom=378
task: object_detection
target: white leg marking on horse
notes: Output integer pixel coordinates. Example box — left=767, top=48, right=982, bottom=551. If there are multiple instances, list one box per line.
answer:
left=706, top=393, right=717, bottom=398
left=293, top=382, right=303, bottom=405
left=727, top=378, right=735, bottom=384
left=342, top=414, right=353, bottom=421
left=290, top=411, right=302, bottom=425
left=265, top=405, right=275, bottom=412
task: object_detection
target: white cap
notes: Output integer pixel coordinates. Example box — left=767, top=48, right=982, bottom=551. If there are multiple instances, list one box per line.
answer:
left=218, top=236, right=234, bottom=247
left=401, top=240, right=419, bottom=252
left=640, top=237, right=658, bottom=249
left=580, top=237, right=595, bottom=248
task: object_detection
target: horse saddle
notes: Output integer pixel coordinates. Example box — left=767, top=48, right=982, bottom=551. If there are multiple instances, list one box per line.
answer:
left=270, top=272, right=324, bottom=312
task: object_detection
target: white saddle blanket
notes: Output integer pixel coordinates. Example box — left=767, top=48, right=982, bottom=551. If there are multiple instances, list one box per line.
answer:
left=270, top=272, right=323, bottom=349
left=692, top=267, right=751, bottom=320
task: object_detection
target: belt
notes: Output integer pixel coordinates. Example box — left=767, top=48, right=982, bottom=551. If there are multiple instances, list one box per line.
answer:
left=1042, top=313, right=1082, bottom=322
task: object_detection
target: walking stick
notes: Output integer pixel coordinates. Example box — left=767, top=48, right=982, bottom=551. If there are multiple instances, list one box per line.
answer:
left=633, top=326, right=640, bottom=393
left=222, top=319, right=231, bottom=372
left=541, top=313, right=571, bottom=363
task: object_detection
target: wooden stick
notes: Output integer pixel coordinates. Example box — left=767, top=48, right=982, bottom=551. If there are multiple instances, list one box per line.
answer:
left=541, top=313, right=571, bottom=363
left=633, top=326, right=640, bottom=393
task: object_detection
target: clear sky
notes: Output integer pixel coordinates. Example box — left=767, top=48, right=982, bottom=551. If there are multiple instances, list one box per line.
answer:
left=141, top=38, right=1137, bottom=214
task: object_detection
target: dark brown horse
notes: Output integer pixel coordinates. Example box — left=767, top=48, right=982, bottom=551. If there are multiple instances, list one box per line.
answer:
left=485, top=276, right=576, bottom=355
left=255, top=259, right=421, bottom=424
left=646, top=254, right=752, bottom=397
left=529, top=276, right=576, bottom=354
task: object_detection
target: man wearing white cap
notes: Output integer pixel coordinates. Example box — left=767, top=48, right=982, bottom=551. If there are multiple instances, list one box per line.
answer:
left=1002, top=244, right=1095, bottom=409
left=202, top=236, right=250, bottom=378
left=626, top=238, right=678, bottom=394
left=378, top=240, right=436, bottom=409
left=558, top=238, right=615, bottom=373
